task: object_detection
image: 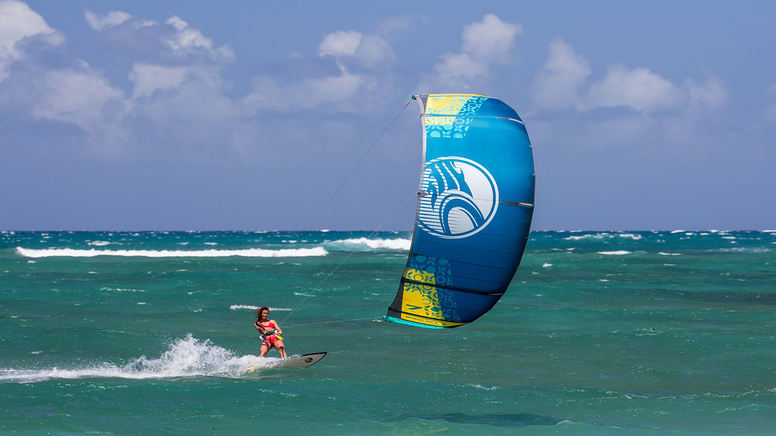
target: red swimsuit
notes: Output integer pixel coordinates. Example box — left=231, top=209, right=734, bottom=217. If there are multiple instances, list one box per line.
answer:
left=257, top=321, right=278, bottom=346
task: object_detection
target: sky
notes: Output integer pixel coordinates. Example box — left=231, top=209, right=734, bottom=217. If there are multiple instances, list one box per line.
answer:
left=1, top=0, right=774, bottom=231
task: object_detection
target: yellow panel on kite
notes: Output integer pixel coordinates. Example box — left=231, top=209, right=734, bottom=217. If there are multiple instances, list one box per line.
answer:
left=397, top=268, right=465, bottom=328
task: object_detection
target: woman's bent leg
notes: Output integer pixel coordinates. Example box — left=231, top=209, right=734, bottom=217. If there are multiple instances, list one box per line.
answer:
left=275, top=339, right=286, bottom=358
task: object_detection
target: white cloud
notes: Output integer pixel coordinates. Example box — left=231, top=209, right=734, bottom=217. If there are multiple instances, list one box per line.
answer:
left=2, top=3, right=398, bottom=160
left=461, top=13, right=521, bottom=60
left=85, top=11, right=234, bottom=63
left=0, top=0, right=63, bottom=81
left=419, top=14, right=519, bottom=91
left=164, top=16, right=229, bottom=59
left=319, top=30, right=362, bottom=57
left=585, top=65, right=684, bottom=112
left=530, top=40, right=732, bottom=158
left=532, top=39, right=590, bottom=111
left=129, top=63, right=189, bottom=99
left=435, top=52, right=486, bottom=80
left=352, top=34, right=395, bottom=68
left=84, top=10, right=131, bottom=31
left=133, top=72, right=237, bottom=134
left=532, top=41, right=727, bottom=116
left=128, top=63, right=224, bottom=102
left=242, top=63, right=373, bottom=113
left=318, top=30, right=395, bottom=68
left=31, top=66, right=127, bottom=145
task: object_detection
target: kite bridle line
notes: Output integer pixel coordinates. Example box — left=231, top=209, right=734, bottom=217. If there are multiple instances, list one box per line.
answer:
left=279, top=98, right=416, bottom=324
left=311, top=98, right=412, bottom=228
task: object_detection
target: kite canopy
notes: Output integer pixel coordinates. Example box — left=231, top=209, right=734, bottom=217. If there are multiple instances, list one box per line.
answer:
left=386, top=94, right=535, bottom=328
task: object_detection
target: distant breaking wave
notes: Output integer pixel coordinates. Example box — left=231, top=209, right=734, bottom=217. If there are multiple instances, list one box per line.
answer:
left=323, top=238, right=411, bottom=251
left=713, top=247, right=771, bottom=253
left=564, top=233, right=642, bottom=241
left=15, top=247, right=328, bottom=258
left=0, top=335, right=272, bottom=383
left=229, top=305, right=292, bottom=311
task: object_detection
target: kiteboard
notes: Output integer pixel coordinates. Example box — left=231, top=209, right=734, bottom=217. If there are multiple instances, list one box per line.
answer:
left=244, top=352, right=327, bottom=373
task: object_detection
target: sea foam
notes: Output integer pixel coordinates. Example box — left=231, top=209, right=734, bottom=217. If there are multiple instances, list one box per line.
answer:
left=324, top=238, right=411, bottom=251
left=229, top=305, right=292, bottom=311
left=563, top=232, right=641, bottom=241
left=714, top=247, right=771, bottom=253
left=0, top=335, right=272, bottom=383
left=564, top=233, right=610, bottom=241
left=15, top=247, right=328, bottom=258
left=597, top=251, right=631, bottom=255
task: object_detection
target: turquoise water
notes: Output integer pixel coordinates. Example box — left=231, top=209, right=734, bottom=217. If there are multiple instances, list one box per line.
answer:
left=1, top=230, right=774, bottom=435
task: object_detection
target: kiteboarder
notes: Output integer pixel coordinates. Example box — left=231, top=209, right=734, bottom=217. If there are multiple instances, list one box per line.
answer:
left=255, top=307, right=287, bottom=358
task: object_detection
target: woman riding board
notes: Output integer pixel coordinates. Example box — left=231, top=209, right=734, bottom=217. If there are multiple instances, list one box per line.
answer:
left=254, top=307, right=287, bottom=358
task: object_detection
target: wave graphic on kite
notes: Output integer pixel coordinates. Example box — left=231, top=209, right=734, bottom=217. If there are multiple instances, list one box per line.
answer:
left=419, top=157, right=497, bottom=238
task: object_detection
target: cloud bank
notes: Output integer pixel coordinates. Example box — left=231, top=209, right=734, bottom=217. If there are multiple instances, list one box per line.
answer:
left=532, top=39, right=725, bottom=115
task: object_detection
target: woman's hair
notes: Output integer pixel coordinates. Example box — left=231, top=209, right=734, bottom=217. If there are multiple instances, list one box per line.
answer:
left=256, top=306, right=270, bottom=321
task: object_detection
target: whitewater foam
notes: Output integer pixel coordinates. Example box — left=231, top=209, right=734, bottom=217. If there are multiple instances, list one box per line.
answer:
left=100, top=287, right=144, bottom=293
left=467, top=383, right=499, bottom=391
left=564, top=233, right=609, bottom=241
left=324, top=238, right=411, bottom=251
left=229, top=305, right=292, bottom=311
left=0, top=335, right=273, bottom=383
left=714, top=247, right=771, bottom=253
left=597, top=251, right=631, bottom=255
left=15, top=247, right=328, bottom=258
left=565, top=232, right=644, bottom=241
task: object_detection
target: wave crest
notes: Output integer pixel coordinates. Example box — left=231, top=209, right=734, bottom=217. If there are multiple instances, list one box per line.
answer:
left=229, top=305, right=291, bottom=311
left=564, top=232, right=642, bottom=241
left=323, top=238, right=410, bottom=251
left=15, top=247, right=328, bottom=258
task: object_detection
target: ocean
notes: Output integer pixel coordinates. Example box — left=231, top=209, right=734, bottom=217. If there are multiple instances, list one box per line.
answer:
left=1, top=230, right=774, bottom=435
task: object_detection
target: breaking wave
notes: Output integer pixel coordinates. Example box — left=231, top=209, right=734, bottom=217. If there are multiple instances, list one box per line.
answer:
left=323, top=238, right=411, bottom=251
left=229, top=305, right=292, bottom=311
left=564, top=232, right=642, bottom=241
left=15, top=247, right=328, bottom=258
left=713, top=247, right=771, bottom=253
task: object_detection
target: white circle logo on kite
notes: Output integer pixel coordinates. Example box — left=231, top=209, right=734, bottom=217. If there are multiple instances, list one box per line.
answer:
left=418, top=157, right=499, bottom=239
